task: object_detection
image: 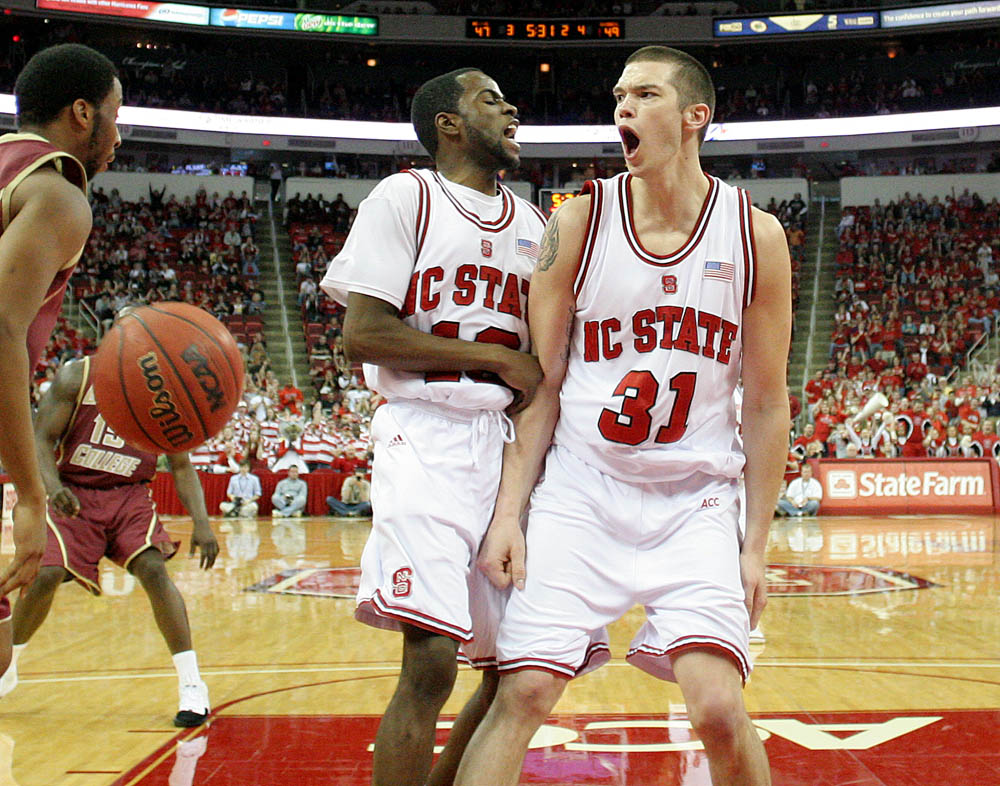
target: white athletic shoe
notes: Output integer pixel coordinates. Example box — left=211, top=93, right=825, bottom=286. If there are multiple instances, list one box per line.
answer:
left=174, top=680, right=210, bottom=727
left=749, top=626, right=765, bottom=644
left=0, top=662, right=17, bottom=698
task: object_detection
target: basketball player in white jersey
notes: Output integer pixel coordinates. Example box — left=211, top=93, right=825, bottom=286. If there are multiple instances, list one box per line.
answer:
left=320, top=68, right=545, bottom=786
left=454, top=46, right=791, bottom=786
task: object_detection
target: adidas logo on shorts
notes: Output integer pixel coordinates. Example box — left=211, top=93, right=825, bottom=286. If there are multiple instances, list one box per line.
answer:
left=387, top=434, right=406, bottom=448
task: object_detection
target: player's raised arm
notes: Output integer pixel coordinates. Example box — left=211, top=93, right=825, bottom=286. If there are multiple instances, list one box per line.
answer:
left=738, top=207, right=793, bottom=629
left=166, top=452, right=218, bottom=570
left=0, top=172, right=91, bottom=596
left=33, top=358, right=86, bottom=518
left=478, top=195, right=589, bottom=590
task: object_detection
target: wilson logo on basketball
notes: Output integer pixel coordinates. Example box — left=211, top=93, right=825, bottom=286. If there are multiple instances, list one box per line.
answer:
left=392, top=568, right=412, bottom=598
left=181, top=344, right=226, bottom=413
left=137, top=352, right=196, bottom=448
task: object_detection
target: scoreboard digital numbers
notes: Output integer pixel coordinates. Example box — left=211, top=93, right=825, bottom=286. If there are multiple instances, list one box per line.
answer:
left=467, top=19, right=624, bottom=40
left=539, top=189, right=580, bottom=215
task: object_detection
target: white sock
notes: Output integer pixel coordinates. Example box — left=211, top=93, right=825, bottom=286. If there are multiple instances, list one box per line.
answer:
left=9, top=644, right=26, bottom=666
left=172, top=650, right=201, bottom=686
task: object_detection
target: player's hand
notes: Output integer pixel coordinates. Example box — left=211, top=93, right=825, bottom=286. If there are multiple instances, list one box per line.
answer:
left=497, top=351, right=543, bottom=415
left=0, top=498, right=48, bottom=597
left=50, top=486, right=81, bottom=518
left=739, top=550, right=768, bottom=630
left=477, top=518, right=526, bottom=591
left=189, top=524, right=219, bottom=569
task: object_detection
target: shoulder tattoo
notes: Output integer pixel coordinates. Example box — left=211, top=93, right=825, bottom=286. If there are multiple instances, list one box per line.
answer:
left=535, top=212, right=561, bottom=273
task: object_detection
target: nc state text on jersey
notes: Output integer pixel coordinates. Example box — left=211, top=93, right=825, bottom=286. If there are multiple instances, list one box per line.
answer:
left=398, top=265, right=530, bottom=319
left=583, top=306, right=738, bottom=364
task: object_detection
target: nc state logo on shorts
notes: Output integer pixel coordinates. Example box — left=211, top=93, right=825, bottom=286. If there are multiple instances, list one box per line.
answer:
left=392, top=567, right=413, bottom=598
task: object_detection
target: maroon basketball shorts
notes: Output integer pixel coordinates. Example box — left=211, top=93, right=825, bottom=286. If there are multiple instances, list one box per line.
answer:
left=43, top=484, right=177, bottom=594
left=0, top=596, right=9, bottom=623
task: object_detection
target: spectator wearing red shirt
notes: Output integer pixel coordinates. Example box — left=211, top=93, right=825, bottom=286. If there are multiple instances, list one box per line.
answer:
left=972, top=419, right=1000, bottom=458
left=905, top=352, right=929, bottom=388
left=278, top=380, right=305, bottom=416
left=813, top=400, right=839, bottom=444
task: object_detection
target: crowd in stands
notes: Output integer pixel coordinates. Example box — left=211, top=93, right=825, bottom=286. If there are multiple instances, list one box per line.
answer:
left=189, top=376, right=376, bottom=477
left=787, top=191, right=1000, bottom=466
left=830, top=191, right=999, bottom=380
left=794, top=369, right=1000, bottom=463
left=73, top=185, right=268, bottom=334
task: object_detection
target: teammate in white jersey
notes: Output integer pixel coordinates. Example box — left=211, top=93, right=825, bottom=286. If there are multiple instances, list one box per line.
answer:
left=455, top=47, right=791, bottom=786
left=320, top=68, right=544, bottom=786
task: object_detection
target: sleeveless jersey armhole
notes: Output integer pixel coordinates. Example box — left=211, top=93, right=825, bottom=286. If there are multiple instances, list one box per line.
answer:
left=738, top=188, right=758, bottom=310
left=403, top=169, right=431, bottom=266
left=574, top=180, right=604, bottom=297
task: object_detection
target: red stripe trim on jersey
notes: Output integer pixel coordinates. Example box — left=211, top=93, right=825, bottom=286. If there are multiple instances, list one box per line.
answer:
left=431, top=171, right=515, bottom=233
left=628, top=634, right=750, bottom=680
left=739, top=189, right=757, bottom=309
left=738, top=189, right=752, bottom=310
left=619, top=173, right=718, bottom=268
left=404, top=170, right=431, bottom=264
left=370, top=589, right=473, bottom=641
left=746, top=190, right=758, bottom=307
left=573, top=179, right=604, bottom=297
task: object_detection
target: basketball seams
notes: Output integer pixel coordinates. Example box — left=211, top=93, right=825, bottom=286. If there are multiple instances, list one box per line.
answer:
left=129, top=310, right=212, bottom=443
left=145, top=303, right=245, bottom=400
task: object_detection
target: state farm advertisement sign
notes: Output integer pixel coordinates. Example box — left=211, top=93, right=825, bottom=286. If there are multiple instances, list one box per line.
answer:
left=816, top=459, right=997, bottom=514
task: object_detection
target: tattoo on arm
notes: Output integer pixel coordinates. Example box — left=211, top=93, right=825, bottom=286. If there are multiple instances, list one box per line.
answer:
left=536, top=212, right=561, bottom=273
left=560, top=303, right=574, bottom=364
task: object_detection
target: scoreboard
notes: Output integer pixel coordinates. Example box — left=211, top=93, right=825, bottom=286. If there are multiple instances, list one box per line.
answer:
left=467, top=19, right=623, bottom=40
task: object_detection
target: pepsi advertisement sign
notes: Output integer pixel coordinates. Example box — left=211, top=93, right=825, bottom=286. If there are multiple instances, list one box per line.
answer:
left=209, top=8, right=377, bottom=35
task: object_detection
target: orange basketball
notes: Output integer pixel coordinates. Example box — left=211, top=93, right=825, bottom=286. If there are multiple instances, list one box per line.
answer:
left=92, top=302, right=245, bottom=454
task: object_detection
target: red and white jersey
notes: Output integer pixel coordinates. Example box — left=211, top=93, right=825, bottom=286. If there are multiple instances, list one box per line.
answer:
left=554, top=173, right=755, bottom=483
left=321, top=169, right=546, bottom=412
left=189, top=440, right=219, bottom=468
left=259, top=419, right=280, bottom=445
left=301, top=423, right=338, bottom=464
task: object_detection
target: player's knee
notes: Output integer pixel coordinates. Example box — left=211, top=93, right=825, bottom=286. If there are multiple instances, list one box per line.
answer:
left=398, top=638, right=459, bottom=705
left=31, top=566, right=67, bottom=596
left=686, top=691, right=746, bottom=750
left=129, top=550, right=168, bottom=585
left=495, top=670, right=565, bottom=726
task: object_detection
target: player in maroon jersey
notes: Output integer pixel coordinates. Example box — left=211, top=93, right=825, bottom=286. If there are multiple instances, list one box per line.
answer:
left=0, top=357, right=218, bottom=727
left=0, top=45, right=121, bottom=671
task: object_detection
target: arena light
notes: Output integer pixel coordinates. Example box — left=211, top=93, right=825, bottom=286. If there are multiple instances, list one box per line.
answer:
left=0, top=94, right=995, bottom=144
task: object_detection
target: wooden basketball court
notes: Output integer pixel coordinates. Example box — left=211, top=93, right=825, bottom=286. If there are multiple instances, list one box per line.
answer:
left=1, top=511, right=996, bottom=785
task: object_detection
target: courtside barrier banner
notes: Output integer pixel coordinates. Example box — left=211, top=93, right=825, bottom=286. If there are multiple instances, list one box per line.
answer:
left=815, top=458, right=999, bottom=515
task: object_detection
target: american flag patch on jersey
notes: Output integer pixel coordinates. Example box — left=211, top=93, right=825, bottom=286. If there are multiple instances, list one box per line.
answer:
left=703, top=260, right=735, bottom=282
left=516, top=238, right=539, bottom=259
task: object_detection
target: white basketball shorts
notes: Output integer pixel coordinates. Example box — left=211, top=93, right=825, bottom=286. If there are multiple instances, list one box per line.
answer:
left=355, top=400, right=511, bottom=668
left=497, top=444, right=751, bottom=682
